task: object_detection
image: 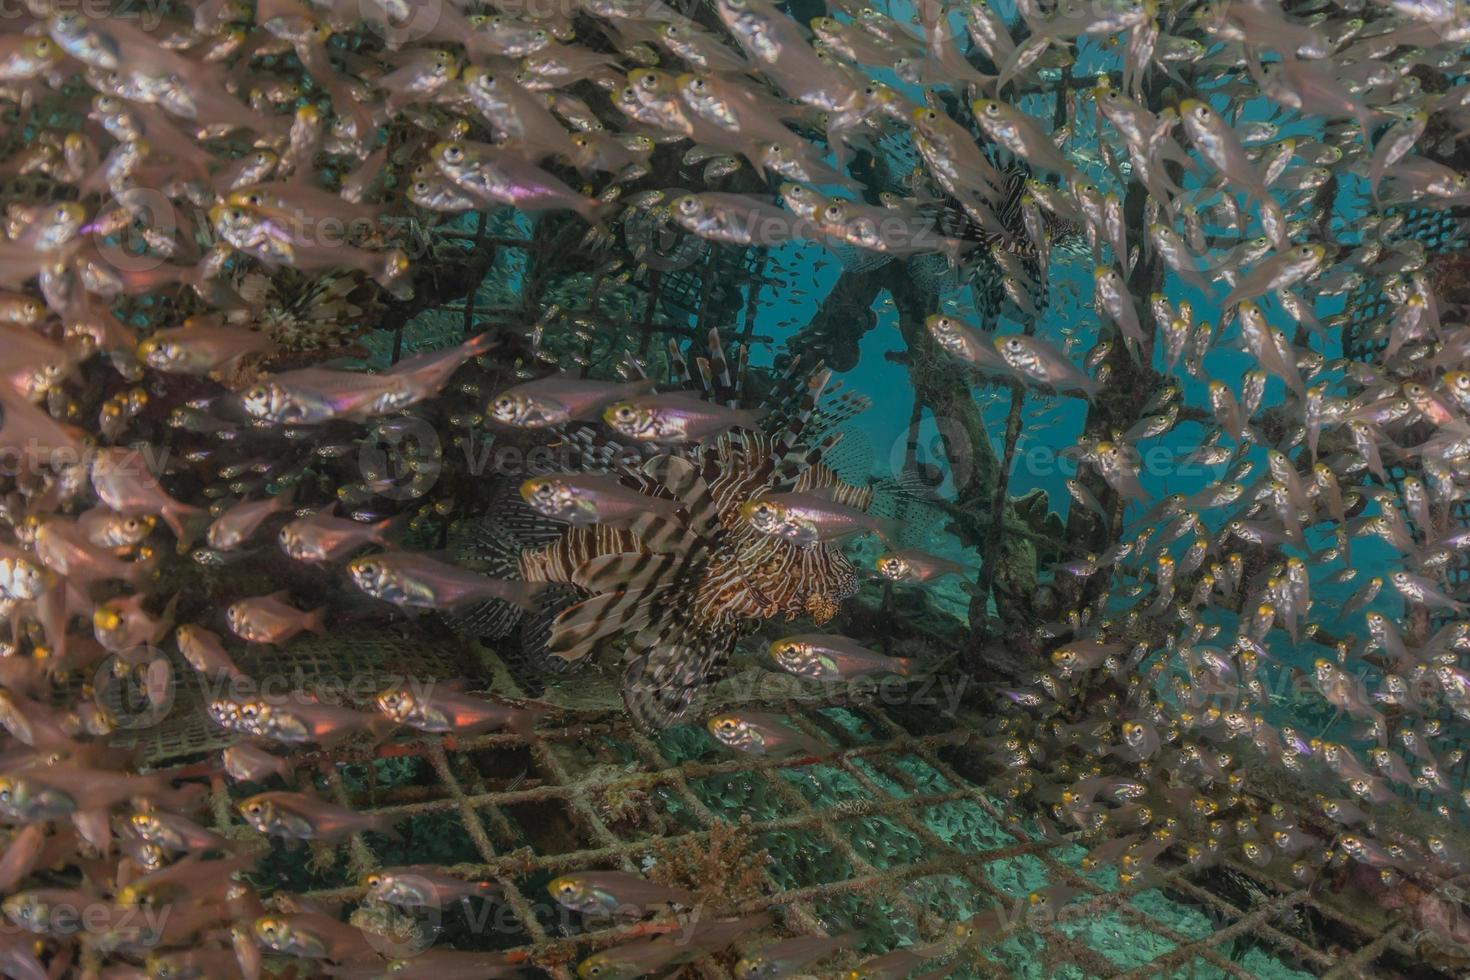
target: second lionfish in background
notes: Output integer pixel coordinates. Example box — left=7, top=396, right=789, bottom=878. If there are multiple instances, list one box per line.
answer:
left=474, top=329, right=909, bottom=728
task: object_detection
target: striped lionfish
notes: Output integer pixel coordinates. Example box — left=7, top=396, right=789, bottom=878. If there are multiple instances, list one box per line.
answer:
left=510, top=330, right=878, bottom=729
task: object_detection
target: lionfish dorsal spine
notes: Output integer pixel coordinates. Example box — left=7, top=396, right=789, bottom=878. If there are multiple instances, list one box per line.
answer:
left=667, top=337, right=691, bottom=388
left=704, top=328, right=737, bottom=408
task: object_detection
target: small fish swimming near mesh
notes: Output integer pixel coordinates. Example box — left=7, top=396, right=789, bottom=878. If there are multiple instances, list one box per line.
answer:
left=768, top=634, right=912, bottom=680
left=548, top=870, right=694, bottom=917
left=362, top=867, right=501, bottom=908
left=348, top=551, right=543, bottom=611
left=874, top=548, right=973, bottom=585
left=374, top=683, right=545, bottom=736
left=237, top=791, right=402, bottom=841
left=706, top=711, right=829, bottom=758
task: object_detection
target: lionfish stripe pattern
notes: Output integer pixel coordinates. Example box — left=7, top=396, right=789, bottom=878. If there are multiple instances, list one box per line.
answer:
left=517, top=329, right=874, bottom=728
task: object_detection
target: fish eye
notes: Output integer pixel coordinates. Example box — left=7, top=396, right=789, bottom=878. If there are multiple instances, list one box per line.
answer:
left=1193, top=105, right=1210, bottom=118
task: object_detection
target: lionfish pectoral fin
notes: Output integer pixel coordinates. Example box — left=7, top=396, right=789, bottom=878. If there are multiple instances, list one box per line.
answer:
left=547, top=587, right=660, bottom=661
left=571, top=553, right=676, bottom=593
left=621, top=635, right=736, bottom=731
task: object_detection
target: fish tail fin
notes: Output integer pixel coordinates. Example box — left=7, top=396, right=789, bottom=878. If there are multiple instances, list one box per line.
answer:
left=734, top=406, right=767, bottom=431
left=872, top=516, right=904, bottom=546
left=578, top=198, right=619, bottom=233
left=163, top=504, right=203, bottom=549
left=513, top=581, right=547, bottom=612
left=506, top=707, right=539, bottom=739
left=367, top=713, right=398, bottom=742
left=369, top=513, right=411, bottom=547
left=893, top=657, right=914, bottom=676
left=369, top=810, right=407, bottom=842
left=462, top=331, right=498, bottom=360
left=126, top=552, right=160, bottom=587
left=305, top=607, right=329, bottom=635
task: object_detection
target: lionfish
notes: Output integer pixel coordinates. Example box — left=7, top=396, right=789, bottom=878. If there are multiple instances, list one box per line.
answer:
left=506, top=330, right=879, bottom=729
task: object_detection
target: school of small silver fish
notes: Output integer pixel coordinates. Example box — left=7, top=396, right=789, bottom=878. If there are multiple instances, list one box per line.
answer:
left=0, top=0, right=1467, bottom=975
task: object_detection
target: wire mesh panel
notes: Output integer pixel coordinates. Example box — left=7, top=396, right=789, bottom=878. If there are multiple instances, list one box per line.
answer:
left=94, top=630, right=475, bottom=765
left=138, top=635, right=1448, bottom=980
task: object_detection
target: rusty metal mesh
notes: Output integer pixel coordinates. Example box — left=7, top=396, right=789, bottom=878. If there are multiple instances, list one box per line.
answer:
left=147, top=636, right=1435, bottom=980
left=122, top=207, right=1454, bottom=979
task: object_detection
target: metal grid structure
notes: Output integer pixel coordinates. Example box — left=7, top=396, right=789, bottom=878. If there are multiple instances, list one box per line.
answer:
left=1343, top=206, right=1467, bottom=361
left=110, top=205, right=1452, bottom=979
left=143, top=635, right=1445, bottom=980
left=102, top=630, right=473, bottom=765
